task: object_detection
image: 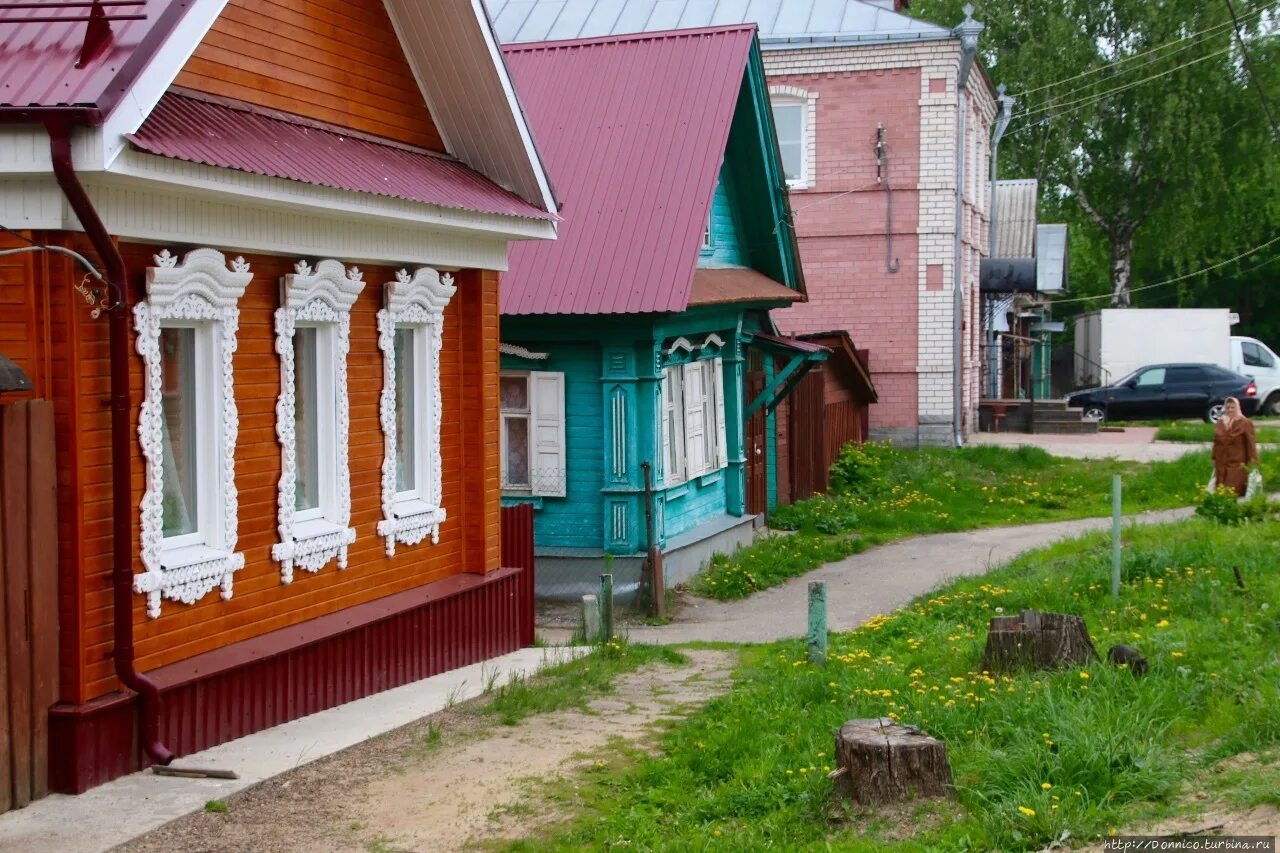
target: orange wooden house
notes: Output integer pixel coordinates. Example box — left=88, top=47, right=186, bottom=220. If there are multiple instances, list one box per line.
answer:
left=0, top=0, right=557, bottom=801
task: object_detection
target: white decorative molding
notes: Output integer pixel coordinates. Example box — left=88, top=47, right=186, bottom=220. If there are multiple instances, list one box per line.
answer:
left=499, top=342, right=549, bottom=360
left=376, top=267, right=457, bottom=555
left=134, top=248, right=252, bottom=618
left=667, top=337, right=695, bottom=356
left=701, top=333, right=725, bottom=351
left=271, top=259, right=365, bottom=584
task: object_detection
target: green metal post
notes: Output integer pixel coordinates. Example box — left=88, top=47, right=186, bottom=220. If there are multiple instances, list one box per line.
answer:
left=807, top=581, right=827, bottom=664
left=599, top=573, right=615, bottom=641
left=1111, top=475, right=1122, bottom=598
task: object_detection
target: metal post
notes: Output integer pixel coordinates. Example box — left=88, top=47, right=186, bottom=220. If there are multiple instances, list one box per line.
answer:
left=807, top=581, right=827, bottom=664
left=1111, top=475, right=1122, bottom=598
left=599, top=573, right=615, bottom=641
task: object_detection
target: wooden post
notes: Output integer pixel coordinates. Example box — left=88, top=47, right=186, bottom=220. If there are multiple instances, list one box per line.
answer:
left=641, top=461, right=665, bottom=619
left=808, top=581, right=827, bottom=664
left=1111, top=474, right=1122, bottom=599
left=581, top=594, right=601, bottom=643
left=599, top=573, right=614, bottom=641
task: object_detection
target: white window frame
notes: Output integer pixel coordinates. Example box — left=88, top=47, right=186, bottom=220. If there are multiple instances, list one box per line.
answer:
left=134, top=248, right=252, bottom=619
left=661, top=353, right=728, bottom=485
left=769, top=86, right=819, bottom=190
left=376, top=267, right=456, bottom=555
left=271, top=260, right=363, bottom=584
left=500, top=370, right=566, bottom=497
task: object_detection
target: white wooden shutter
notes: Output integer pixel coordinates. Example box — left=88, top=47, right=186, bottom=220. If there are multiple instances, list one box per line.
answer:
left=529, top=371, right=566, bottom=497
left=683, top=362, right=706, bottom=478
left=713, top=358, right=727, bottom=470
left=663, top=368, right=684, bottom=485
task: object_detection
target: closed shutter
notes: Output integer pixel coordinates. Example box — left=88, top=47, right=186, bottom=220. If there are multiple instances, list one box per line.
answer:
left=683, top=362, right=706, bottom=477
left=529, top=371, right=566, bottom=497
left=713, top=358, right=727, bottom=469
left=663, top=368, right=684, bottom=485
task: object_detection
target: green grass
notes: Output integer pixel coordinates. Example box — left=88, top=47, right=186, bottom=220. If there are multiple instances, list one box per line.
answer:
left=691, top=442, right=1280, bottom=600
left=508, top=520, right=1280, bottom=851
left=477, top=639, right=687, bottom=726
left=1156, top=422, right=1280, bottom=443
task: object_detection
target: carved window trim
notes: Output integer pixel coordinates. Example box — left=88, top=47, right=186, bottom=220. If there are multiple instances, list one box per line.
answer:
left=271, top=260, right=364, bottom=584
left=376, top=267, right=457, bottom=555
left=134, top=248, right=252, bottom=619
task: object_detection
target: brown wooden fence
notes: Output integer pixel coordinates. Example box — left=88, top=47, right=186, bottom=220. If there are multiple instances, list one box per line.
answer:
left=499, top=503, right=536, bottom=647
left=0, top=399, right=58, bottom=812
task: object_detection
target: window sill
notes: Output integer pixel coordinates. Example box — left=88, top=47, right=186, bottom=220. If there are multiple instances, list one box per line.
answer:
left=664, top=483, right=690, bottom=499
left=697, top=470, right=723, bottom=487
left=272, top=519, right=358, bottom=583
left=502, top=494, right=544, bottom=509
left=378, top=503, right=447, bottom=555
left=138, top=543, right=246, bottom=619
left=159, top=543, right=238, bottom=572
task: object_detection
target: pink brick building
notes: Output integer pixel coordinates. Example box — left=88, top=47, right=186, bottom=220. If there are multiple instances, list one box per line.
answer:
left=488, top=0, right=999, bottom=445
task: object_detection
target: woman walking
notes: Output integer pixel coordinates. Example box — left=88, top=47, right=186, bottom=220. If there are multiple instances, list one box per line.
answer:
left=1212, top=397, right=1259, bottom=497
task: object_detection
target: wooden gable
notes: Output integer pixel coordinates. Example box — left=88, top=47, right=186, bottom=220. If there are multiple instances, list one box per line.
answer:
left=174, top=0, right=445, bottom=151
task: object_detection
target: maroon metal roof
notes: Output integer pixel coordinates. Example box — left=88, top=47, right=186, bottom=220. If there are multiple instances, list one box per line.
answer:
left=500, top=26, right=755, bottom=315
left=0, top=0, right=194, bottom=116
left=127, top=91, right=555, bottom=220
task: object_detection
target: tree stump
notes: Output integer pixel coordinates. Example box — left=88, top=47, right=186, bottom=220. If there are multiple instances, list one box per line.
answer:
left=831, top=718, right=953, bottom=805
left=981, top=609, right=1098, bottom=674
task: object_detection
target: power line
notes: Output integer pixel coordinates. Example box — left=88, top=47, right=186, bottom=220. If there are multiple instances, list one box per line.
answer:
left=1224, top=0, right=1280, bottom=137
left=1011, top=2, right=1274, bottom=100
left=1050, top=234, right=1280, bottom=306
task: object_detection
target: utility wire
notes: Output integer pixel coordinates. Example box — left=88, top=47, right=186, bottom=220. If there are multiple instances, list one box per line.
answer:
left=1224, top=0, right=1280, bottom=138
left=1050, top=234, right=1280, bottom=306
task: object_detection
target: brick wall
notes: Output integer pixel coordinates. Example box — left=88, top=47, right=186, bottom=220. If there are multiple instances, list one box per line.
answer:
left=764, top=40, right=996, bottom=444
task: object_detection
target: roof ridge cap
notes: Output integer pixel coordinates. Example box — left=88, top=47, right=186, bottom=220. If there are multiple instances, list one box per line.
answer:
left=501, top=24, right=757, bottom=53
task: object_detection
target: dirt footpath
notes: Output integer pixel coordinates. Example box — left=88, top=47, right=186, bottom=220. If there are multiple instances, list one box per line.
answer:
left=117, top=649, right=735, bottom=853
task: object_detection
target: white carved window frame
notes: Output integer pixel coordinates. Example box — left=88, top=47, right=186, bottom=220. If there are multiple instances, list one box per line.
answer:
left=376, top=267, right=457, bottom=555
left=271, top=259, right=364, bottom=584
left=769, top=85, right=819, bottom=189
left=134, top=248, right=252, bottom=619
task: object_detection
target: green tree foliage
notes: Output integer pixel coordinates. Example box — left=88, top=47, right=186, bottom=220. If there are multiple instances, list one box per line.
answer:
left=912, top=0, right=1280, bottom=324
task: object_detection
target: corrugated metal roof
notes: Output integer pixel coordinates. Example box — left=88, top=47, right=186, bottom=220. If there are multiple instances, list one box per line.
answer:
left=485, top=0, right=949, bottom=47
left=500, top=26, right=755, bottom=315
left=687, top=268, right=802, bottom=307
left=0, top=0, right=194, bottom=114
left=993, top=178, right=1038, bottom=259
left=128, top=91, right=555, bottom=220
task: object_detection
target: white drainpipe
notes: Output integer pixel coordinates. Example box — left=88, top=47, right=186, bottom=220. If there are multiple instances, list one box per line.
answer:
left=952, top=5, right=983, bottom=447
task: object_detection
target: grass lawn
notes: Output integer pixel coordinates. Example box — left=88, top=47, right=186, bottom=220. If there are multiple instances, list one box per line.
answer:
left=1156, top=422, right=1280, bottom=443
left=510, top=520, right=1280, bottom=851
left=692, top=443, right=1280, bottom=600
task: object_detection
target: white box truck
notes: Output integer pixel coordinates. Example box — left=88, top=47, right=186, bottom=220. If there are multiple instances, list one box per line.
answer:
left=1073, top=308, right=1234, bottom=389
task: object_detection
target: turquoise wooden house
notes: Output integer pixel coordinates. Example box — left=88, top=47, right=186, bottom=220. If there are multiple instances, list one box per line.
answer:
left=499, top=25, right=823, bottom=596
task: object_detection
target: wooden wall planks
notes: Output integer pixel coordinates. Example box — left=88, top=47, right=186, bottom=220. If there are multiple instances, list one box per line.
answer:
left=173, top=0, right=445, bottom=151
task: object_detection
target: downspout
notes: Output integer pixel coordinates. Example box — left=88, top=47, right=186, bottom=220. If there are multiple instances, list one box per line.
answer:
left=951, top=5, right=984, bottom=447
left=985, top=85, right=1016, bottom=398
left=44, top=118, right=175, bottom=767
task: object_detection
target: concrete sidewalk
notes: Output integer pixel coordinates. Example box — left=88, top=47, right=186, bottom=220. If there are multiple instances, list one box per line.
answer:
left=0, top=646, right=585, bottom=853
left=967, top=427, right=1204, bottom=462
left=618, top=507, right=1194, bottom=646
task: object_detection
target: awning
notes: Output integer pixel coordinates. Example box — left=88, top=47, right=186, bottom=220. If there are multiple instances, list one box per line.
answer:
left=743, top=332, right=829, bottom=416
left=795, top=330, right=878, bottom=404
left=687, top=269, right=803, bottom=308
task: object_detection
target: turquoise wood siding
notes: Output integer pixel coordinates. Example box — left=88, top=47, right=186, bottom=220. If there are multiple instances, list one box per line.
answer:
left=700, top=165, right=747, bottom=268
left=500, top=344, right=603, bottom=549
left=661, top=471, right=729, bottom=541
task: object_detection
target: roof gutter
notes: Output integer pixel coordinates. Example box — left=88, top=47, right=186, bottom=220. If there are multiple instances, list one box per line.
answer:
left=951, top=4, right=983, bottom=448
left=41, top=115, right=175, bottom=768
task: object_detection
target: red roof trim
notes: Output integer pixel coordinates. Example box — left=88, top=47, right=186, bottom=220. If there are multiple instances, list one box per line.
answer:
left=500, top=23, right=758, bottom=53
left=127, top=91, right=556, bottom=221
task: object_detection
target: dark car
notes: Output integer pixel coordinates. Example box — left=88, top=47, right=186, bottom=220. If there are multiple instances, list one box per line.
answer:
left=1067, top=363, right=1259, bottom=423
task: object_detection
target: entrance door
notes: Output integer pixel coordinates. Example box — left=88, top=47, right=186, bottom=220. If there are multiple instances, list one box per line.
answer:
left=744, top=368, right=768, bottom=516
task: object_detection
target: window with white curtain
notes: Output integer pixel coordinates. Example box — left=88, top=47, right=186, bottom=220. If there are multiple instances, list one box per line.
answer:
left=159, top=325, right=204, bottom=544
left=500, top=370, right=565, bottom=497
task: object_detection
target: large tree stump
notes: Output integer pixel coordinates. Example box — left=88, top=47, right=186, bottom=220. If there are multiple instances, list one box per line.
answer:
left=981, top=609, right=1098, bottom=674
left=831, top=718, right=953, bottom=805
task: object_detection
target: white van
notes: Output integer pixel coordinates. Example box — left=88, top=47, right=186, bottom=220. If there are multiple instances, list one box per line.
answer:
left=1231, top=336, right=1280, bottom=415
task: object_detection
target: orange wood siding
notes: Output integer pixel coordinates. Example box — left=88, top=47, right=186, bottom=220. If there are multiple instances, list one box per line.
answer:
left=47, top=243, right=497, bottom=702
left=173, top=0, right=446, bottom=151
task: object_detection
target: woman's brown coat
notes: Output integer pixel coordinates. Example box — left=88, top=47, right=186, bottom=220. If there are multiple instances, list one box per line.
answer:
left=1212, top=417, right=1259, bottom=496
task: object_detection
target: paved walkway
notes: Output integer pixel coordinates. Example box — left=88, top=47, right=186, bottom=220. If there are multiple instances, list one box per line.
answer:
left=0, top=647, right=585, bottom=853
left=618, top=507, right=1194, bottom=646
left=967, top=428, right=1205, bottom=462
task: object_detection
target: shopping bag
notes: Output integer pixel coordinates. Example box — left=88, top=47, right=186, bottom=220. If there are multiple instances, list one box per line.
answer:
left=1245, top=468, right=1263, bottom=501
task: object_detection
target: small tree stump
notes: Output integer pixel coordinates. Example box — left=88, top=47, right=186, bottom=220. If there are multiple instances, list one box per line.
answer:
left=981, top=609, right=1098, bottom=674
left=831, top=718, right=953, bottom=805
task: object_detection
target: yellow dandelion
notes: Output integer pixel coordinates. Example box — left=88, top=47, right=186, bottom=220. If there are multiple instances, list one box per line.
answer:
left=1018, top=806, right=1036, bottom=817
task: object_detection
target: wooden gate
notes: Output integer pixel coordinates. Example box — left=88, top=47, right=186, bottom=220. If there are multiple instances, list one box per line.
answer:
left=787, top=370, right=827, bottom=502
left=744, top=368, right=768, bottom=516
left=0, top=400, right=58, bottom=812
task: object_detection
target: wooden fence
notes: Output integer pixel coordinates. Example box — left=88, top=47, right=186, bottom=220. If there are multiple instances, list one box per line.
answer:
left=499, top=503, right=536, bottom=647
left=0, top=399, right=58, bottom=812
